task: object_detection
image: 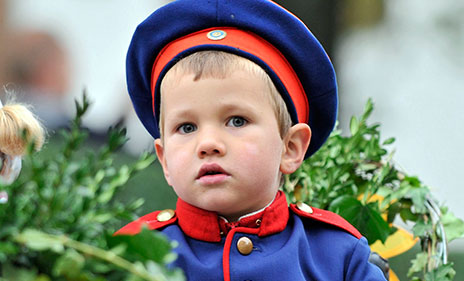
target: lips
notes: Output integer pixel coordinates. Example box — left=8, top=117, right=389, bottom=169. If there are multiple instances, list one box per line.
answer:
left=196, top=163, right=230, bottom=185
left=197, top=163, right=229, bottom=178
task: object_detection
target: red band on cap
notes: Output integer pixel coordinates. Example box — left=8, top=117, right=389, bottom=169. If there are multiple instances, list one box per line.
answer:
left=151, top=27, right=309, bottom=123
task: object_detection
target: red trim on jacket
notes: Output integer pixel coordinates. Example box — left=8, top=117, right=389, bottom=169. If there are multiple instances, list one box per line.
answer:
left=289, top=204, right=362, bottom=239
left=114, top=210, right=177, bottom=236
left=115, top=191, right=362, bottom=241
left=177, top=191, right=289, bottom=242
left=222, top=227, right=260, bottom=281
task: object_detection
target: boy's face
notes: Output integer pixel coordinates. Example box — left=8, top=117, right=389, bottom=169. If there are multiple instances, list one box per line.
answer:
left=155, top=69, right=286, bottom=221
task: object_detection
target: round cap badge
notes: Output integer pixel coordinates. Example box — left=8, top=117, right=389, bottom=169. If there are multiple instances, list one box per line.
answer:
left=207, top=30, right=227, bottom=40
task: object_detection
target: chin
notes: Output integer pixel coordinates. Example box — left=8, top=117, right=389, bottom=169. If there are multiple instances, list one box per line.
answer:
left=198, top=197, right=240, bottom=214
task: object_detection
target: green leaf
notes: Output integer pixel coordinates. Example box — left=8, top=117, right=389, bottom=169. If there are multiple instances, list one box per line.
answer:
left=361, top=98, right=374, bottom=121
left=407, top=186, right=429, bottom=214
left=424, top=263, right=455, bottom=281
left=358, top=163, right=378, bottom=172
left=404, top=176, right=422, bottom=187
left=350, top=116, right=359, bottom=136
left=441, top=210, right=464, bottom=242
left=412, top=219, right=432, bottom=238
left=328, top=196, right=391, bottom=244
left=0, top=241, right=18, bottom=262
left=53, top=249, right=85, bottom=278
left=2, top=263, right=42, bottom=281
left=108, top=227, right=175, bottom=264
left=92, top=213, right=113, bottom=223
left=399, top=207, right=417, bottom=222
left=15, top=229, right=64, bottom=253
left=408, top=252, right=428, bottom=277
left=134, top=153, right=157, bottom=171
left=128, top=198, right=146, bottom=210
left=382, top=137, right=395, bottom=145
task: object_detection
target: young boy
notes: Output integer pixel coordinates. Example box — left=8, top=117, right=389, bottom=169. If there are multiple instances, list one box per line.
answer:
left=116, top=0, right=387, bottom=280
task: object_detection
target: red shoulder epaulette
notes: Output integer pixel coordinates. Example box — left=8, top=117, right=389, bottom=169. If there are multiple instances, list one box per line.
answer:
left=289, top=203, right=362, bottom=239
left=114, top=209, right=177, bottom=236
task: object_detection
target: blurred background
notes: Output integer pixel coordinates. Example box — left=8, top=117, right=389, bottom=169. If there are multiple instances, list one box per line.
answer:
left=1, top=0, right=463, bottom=279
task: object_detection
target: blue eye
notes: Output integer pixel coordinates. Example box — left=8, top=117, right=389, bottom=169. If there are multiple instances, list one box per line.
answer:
left=178, top=123, right=197, bottom=134
left=227, top=116, right=247, bottom=127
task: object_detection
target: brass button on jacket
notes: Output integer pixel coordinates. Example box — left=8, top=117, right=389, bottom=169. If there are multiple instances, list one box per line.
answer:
left=296, top=202, right=313, bottom=214
left=237, top=237, right=253, bottom=255
left=157, top=209, right=175, bottom=222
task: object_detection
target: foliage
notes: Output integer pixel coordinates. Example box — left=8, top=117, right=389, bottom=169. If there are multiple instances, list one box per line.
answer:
left=0, top=94, right=184, bottom=281
left=284, top=99, right=464, bottom=281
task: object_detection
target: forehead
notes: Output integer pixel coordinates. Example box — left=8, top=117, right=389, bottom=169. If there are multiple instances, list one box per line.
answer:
left=161, top=69, right=273, bottom=113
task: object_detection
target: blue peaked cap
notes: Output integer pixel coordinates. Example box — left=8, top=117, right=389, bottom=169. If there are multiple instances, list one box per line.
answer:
left=126, top=0, right=338, bottom=158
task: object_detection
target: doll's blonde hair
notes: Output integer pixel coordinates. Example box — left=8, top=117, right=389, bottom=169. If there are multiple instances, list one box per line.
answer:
left=0, top=98, right=45, bottom=156
left=160, top=51, right=292, bottom=138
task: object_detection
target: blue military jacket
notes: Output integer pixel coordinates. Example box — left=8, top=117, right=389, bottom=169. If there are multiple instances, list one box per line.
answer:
left=116, top=191, right=386, bottom=281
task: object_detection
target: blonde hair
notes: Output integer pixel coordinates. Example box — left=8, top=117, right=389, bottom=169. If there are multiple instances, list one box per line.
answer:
left=159, top=51, right=292, bottom=138
left=0, top=101, right=45, bottom=156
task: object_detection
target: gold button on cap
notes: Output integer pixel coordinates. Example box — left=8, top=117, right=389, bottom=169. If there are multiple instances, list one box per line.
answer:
left=157, top=209, right=175, bottom=222
left=296, top=202, right=313, bottom=214
left=237, top=237, right=253, bottom=255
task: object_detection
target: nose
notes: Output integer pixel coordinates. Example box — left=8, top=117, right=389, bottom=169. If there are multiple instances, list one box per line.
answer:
left=196, top=128, right=226, bottom=158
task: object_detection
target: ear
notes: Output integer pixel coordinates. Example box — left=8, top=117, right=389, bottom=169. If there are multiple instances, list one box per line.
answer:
left=280, top=123, right=311, bottom=174
left=154, top=138, right=172, bottom=185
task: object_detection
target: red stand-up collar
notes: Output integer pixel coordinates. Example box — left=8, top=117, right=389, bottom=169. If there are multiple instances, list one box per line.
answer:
left=176, top=191, right=289, bottom=242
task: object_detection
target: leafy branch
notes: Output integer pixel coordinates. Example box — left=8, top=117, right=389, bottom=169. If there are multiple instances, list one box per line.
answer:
left=284, top=98, right=464, bottom=281
left=0, top=93, right=184, bottom=281
left=15, top=228, right=181, bottom=281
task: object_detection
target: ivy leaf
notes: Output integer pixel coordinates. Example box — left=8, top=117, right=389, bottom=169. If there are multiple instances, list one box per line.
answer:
left=399, top=207, right=417, bottom=222
left=424, top=263, right=456, bottom=281
left=412, top=219, right=432, bottom=238
left=408, top=252, right=428, bottom=277
left=328, top=196, right=390, bottom=244
left=407, top=186, right=429, bottom=214
left=441, top=210, right=464, bottom=243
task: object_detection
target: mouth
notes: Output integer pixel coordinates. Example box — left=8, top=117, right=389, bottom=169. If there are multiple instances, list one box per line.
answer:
left=197, top=163, right=229, bottom=178
left=196, top=163, right=230, bottom=184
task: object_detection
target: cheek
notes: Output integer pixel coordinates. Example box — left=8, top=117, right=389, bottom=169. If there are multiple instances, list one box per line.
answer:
left=241, top=143, right=260, bottom=157
left=238, top=138, right=283, bottom=168
left=165, top=148, right=191, bottom=176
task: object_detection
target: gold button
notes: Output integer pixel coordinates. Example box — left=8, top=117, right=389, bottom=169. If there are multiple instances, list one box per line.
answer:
left=237, top=237, right=253, bottom=255
left=157, top=209, right=175, bottom=222
left=296, top=202, right=313, bottom=214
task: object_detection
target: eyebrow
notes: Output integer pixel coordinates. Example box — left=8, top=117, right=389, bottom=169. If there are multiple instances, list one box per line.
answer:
left=173, top=98, right=260, bottom=113
left=217, top=102, right=260, bottom=113
left=164, top=108, right=196, bottom=122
